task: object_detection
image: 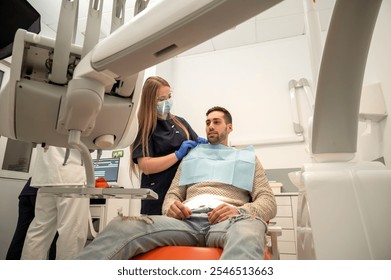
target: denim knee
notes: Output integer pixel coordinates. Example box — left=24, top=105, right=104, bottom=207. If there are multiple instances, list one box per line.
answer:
left=228, top=214, right=268, bottom=235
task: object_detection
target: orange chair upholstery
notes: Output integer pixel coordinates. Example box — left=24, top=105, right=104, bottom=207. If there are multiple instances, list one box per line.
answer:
left=134, top=246, right=223, bottom=260
left=133, top=245, right=272, bottom=260
left=132, top=225, right=281, bottom=260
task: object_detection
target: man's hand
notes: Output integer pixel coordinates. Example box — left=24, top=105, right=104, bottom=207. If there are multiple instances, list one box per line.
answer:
left=207, top=204, right=239, bottom=224
left=166, top=201, right=192, bottom=220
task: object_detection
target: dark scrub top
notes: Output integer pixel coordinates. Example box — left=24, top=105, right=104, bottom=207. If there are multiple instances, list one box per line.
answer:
left=132, top=116, right=198, bottom=215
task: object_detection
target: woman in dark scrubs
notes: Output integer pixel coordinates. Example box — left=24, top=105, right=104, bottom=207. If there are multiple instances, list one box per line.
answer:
left=131, top=76, right=205, bottom=215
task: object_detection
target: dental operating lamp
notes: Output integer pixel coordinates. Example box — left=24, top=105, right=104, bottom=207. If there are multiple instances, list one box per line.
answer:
left=0, top=0, right=283, bottom=193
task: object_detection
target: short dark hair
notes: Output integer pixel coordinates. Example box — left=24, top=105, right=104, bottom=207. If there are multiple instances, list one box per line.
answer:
left=206, top=106, right=232, bottom=124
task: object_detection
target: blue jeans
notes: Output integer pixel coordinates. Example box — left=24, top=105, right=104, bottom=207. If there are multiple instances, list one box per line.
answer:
left=77, top=213, right=267, bottom=260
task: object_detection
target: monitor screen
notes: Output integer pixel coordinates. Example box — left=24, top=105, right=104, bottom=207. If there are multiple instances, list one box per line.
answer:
left=93, top=158, right=120, bottom=183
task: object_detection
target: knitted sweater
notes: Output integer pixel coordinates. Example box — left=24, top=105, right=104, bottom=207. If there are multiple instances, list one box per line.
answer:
left=162, top=157, right=277, bottom=222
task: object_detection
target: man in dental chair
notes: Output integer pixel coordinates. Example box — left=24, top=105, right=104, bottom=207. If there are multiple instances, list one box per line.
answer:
left=77, top=106, right=277, bottom=260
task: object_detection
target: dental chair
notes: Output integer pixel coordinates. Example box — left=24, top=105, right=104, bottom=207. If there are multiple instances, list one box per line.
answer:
left=135, top=0, right=390, bottom=261
left=132, top=0, right=391, bottom=261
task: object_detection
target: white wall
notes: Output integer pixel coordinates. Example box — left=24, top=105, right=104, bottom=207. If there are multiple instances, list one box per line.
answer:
left=158, top=36, right=314, bottom=169
left=359, top=0, right=391, bottom=167
left=156, top=1, right=391, bottom=170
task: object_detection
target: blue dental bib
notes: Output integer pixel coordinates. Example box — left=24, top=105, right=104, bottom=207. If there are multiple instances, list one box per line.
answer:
left=179, top=144, right=256, bottom=191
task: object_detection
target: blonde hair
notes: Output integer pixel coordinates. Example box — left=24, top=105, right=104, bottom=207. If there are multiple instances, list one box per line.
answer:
left=130, top=76, right=190, bottom=175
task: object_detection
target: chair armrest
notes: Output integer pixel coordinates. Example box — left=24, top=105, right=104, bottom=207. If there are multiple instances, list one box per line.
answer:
left=266, top=225, right=282, bottom=260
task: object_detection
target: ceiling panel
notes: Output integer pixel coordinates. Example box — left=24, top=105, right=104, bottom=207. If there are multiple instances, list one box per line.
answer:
left=26, top=0, right=336, bottom=57
left=212, top=18, right=258, bottom=50
left=256, top=13, right=305, bottom=42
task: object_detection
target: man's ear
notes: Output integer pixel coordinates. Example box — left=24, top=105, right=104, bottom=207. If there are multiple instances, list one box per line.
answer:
left=227, top=123, right=233, bottom=133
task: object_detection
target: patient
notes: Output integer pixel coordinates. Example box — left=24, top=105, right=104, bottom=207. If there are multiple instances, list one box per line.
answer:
left=77, top=106, right=277, bottom=260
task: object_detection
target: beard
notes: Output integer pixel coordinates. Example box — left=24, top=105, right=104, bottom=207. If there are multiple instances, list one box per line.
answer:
left=207, top=128, right=228, bottom=144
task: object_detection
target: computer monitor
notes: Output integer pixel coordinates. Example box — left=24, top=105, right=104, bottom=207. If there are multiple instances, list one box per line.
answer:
left=93, top=158, right=120, bottom=183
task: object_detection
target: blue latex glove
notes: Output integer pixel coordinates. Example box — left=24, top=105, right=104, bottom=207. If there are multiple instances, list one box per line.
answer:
left=175, top=140, right=197, bottom=160
left=196, top=137, right=208, bottom=144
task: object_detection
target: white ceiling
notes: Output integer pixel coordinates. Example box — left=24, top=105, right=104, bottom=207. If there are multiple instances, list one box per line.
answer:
left=27, top=0, right=336, bottom=57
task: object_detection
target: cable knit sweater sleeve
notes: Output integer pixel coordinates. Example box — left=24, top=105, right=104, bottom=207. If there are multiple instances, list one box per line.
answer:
left=240, top=158, right=277, bottom=221
left=162, top=166, right=187, bottom=215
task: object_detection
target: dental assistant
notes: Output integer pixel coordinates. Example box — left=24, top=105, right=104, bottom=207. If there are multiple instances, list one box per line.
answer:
left=21, top=146, right=89, bottom=259
left=131, top=76, right=205, bottom=215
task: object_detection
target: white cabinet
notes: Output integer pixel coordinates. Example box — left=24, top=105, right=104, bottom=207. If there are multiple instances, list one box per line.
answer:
left=271, top=193, right=298, bottom=260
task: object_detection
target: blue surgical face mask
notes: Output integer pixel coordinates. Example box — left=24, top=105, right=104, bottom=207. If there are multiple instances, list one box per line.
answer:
left=156, top=98, right=173, bottom=115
